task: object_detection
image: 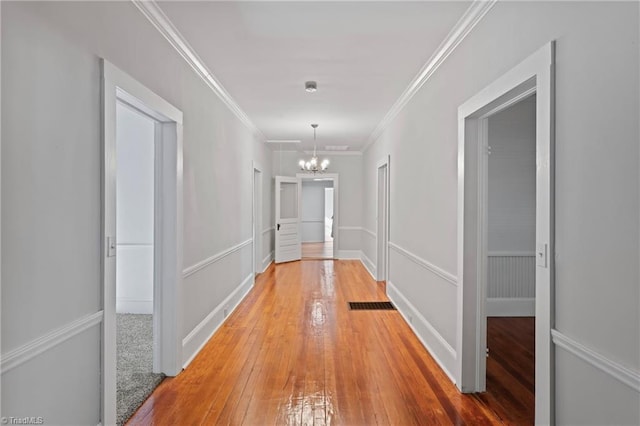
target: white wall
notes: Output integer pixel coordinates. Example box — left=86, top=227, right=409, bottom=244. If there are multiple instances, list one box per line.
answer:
left=486, top=96, right=536, bottom=315
left=273, top=152, right=362, bottom=253
left=1, top=2, right=273, bottom=423
left=116, top=103, right=155, bottom=314
left=488, top=95, right=536, bottom=254
left=363, top=2, right=639, bottom=423
left=301, top=180, right=332, bottom=243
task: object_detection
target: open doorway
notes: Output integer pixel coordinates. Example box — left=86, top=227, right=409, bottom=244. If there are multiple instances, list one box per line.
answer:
left=102, top=61, right=183, bottom=426
left=114, top=101, right=164, bottom=425
left=482, top=94, right=536, bottom=424
left=301, top=178, right=334, bottom=259
left=376, top=157, right=390, bottom=282
left=456, top=43, right=554, bottom=425
left=253, top=163, right=263, bottom=275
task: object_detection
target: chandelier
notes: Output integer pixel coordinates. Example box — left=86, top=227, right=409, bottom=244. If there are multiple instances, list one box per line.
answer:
left=299, top=124, right=329, bottom=173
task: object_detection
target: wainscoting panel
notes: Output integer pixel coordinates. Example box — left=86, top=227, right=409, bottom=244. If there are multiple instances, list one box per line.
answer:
left=554, top=329, right=640, bottom=425
left=487, top=252, right=535, bottom=298
left=181, top=240, right=254, bottom=366
left=1, top=320, right=102, bottom=425
left=386, top=244, right=458, bottom=379
left=360, top=251, right=376, bottom=280
left=182, top=273, right=254, bottom=368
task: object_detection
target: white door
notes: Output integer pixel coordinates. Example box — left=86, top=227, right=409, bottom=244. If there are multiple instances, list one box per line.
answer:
left=275, top=176, right=301, bottom=263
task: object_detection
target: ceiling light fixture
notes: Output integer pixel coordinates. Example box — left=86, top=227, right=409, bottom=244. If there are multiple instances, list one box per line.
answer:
left=299, top=124, right=329, bottom=173
left=305, top=81, right=317, bottom=93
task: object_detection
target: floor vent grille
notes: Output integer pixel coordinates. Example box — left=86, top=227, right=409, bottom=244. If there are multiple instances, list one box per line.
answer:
left=348, top=301, right=396, bottom=311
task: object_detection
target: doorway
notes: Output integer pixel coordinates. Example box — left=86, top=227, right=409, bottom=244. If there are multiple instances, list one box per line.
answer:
left=456, top=43, right=554, bottom=424
left=482, top=94, right=537, bottom=424
left=102, top=60, right=183, bottom=426
left=253, top=163, right=263, bottom=275
left=376, top=158, right=390, bottom=282
left=114, top=101, right=164, bottom=423
left=301, top=178, right=334, bottom=259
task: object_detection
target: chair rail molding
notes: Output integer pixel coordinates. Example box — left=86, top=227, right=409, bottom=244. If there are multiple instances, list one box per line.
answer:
left=388, top=242, right=457, bottom=286
left=183, top=238, right=253, bottom=278
left=552, top=329, right=640, bottom=393
left=1, top=311, right=104, bottom=374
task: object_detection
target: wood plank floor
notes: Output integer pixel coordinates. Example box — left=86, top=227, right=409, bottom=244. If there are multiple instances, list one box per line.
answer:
left=128, top=260, right=527, bottom=425
left=301, top=242, right=333, bottom=259
left=476, top=317, right=535, bottom=425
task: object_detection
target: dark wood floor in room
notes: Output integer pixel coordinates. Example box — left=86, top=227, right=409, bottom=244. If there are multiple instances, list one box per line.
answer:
left=476, top=317, right=536, bottom=425
left=128, top=260, right=534, bottom=425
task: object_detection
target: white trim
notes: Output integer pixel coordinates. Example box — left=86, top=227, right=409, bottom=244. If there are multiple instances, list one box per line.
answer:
left=103, top=62, right=182, bottom=124
left=297, top=173, right=340, bottom=260
left=131, top=0, right=263, bottom=139
left=486, top=298, right=535, bottom=317
left=360, top=252, right=377, bottom=280
left=1, top=311, right=103, bottom=374
left=456, top=43, right=555, bottom=425
left=387, top=281, right=457, bottom=384
left=363, top=0, right=497, bottom=152
left=261, top=252, right=274, bottom=273
left=183, top=239, right=253, bottom=278
left=338, top=226, right=362, bottom=232
left=376, top=156, right=390, bottom=282
left=116, top=298, right=153, bottom=315
left=303, top=150, right=362, bottom=157
left=182, top=273, right=254, bottom=368
left=362, top=228, right=376, bottom=238
left=252, top=161, right=263, bottom=276
left=388, top=242, right=457, bottom=286
left=262, top=226, right=275, bottom=235
left=552, top=329, right=640, bottom=393
left=102, top=60, right=184, bottom=425
left=338, top=250, right=361, bottom=260
left=488, top=251, right=535, bottom=257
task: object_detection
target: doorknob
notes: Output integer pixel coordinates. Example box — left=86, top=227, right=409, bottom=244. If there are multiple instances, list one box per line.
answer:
left=277, top=224, right=281, bottom=231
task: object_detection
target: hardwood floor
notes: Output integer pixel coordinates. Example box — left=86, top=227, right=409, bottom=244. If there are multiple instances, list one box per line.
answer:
left=301, top=241, right=333, bottom=259
left=128, top=260, right=525, bottom=425
left=475, top=317, right=535, bottom=425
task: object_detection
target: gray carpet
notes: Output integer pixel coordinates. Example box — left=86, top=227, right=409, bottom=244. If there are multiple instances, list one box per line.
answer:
left=117, top=314, right=165, bottom=426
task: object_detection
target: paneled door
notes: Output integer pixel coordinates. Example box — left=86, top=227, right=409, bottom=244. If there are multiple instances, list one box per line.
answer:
left=275, top=176, right=301, bottom=263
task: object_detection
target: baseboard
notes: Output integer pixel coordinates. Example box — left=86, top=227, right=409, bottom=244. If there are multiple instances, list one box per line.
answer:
left=116, top=298, right=153, bottom=315
left=337, top=249, right=361, bottom=260
left=261, top=250, right=274, bottom=272
left=360, top=252, right=377, bottom=280
left=387, top=281, right=457, bottom=384
left=486, top=297, right=535, bottom=317
left=182, top=273, right=253, bottom=368
left=1, top=311, right=104, bottom=374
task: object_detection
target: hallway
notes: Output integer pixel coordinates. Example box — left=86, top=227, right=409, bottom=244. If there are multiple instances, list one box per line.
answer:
left=129, top=260, right=511, bottom=425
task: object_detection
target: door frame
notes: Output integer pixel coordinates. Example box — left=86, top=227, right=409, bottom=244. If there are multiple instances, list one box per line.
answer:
left=101, top=60, right=183, bottom=425
left=456, top=42, right=555, bottom=425
left=297, top=173, right=340, bottom=259
left=252, top=161, right=263, bottom=276
left=376, top=157, right=390, bottom=281
left=275, top=176, right=302, bottom=263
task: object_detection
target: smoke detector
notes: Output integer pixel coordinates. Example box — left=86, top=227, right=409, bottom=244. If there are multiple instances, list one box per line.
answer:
left=305, top=81, right=317, bottom=93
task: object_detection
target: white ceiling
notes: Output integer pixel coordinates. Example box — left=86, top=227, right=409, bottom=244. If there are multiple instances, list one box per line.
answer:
left=159, top=1, right=471, bottom=151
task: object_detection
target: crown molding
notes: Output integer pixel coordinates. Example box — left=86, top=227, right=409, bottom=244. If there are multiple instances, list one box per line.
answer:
left=362, top=0, right=497, bottom=152
left=304, top=150, right=363, bottom=156
left=131, top=0, right=265, bottom=140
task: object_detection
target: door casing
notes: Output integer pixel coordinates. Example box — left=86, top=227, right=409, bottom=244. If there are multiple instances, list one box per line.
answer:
left=101, top=60, right=184, bottom=426
left=456, top=42, right=555, bottom=425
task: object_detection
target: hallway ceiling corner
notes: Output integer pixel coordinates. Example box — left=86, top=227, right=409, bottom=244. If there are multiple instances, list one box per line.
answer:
left=134, top=0, right=496, bottom=152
